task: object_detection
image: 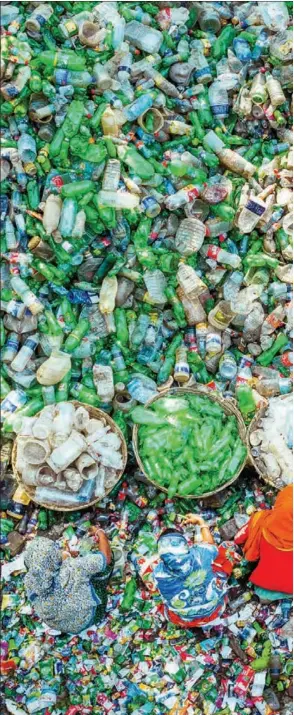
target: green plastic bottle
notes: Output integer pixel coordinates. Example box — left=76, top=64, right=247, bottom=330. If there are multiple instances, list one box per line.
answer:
left=256, top=333, right=289, bottom=367
left=120, top=577, right=137, bottom=612
left=63, top=319, right=90, bottom=353
left=117, top=145, right=155, bottom=181
left=70, top=382, right=100, bottom=407
left=236, top=383, right=256, bottom=422
left=36, top=50, right=86, bottom=71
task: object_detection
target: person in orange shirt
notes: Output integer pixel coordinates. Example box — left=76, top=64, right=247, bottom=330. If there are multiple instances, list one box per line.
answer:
left=235, top=484, right=293, bottom=602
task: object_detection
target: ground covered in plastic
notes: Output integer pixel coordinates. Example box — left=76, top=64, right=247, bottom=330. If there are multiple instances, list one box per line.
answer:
left=1, top=472, right=293, bottom=715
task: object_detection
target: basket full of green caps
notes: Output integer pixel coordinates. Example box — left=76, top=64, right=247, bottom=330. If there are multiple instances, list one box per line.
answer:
left=132, top=387, right=248, bottom=499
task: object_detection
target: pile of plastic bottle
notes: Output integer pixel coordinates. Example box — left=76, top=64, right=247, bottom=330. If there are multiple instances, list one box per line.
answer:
left=0, top=0, right=293, bottom=438
left=0, top=0, right=293, bottom=713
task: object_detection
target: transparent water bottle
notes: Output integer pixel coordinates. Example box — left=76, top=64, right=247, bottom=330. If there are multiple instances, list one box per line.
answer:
left=124, top=21, right=163, bottom=53
left=208, top=81, right=229, bottom=120
left=175, top=218, right=206, bottom=256
left=143, top=269, right=167, bottom=305
left=10, top=334, right=39, bottom=372
left=127, top=373, right=157, bottom=404
left=102, top=160, right=121, bottom=192
left=223, top=271, right=244, bottom=301
left=219, top=351, right=238, bottom=380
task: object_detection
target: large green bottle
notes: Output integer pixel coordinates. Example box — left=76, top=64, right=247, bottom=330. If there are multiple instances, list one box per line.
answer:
left=36, top=50, right=86, bottom=71
left=117, top=145, right=155, bottom=180
left=256, top=333, right=289, bottom=367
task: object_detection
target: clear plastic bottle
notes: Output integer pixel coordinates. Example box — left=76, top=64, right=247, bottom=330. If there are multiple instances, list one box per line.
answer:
left=177, top=287, right=206, bottom=325
left=177, top=263, right=208, bottom=302
left=93, top=364, right=114, bottom=403
left=43, top=194, right=62, bottom=235
left=223, top=271, right=244, bottom=301
left=127, top=373, right=157, bottom=403
left=143, top=269, right=167, bottom=305
left=17, top=134, right=37, bottom=164
left=59, top=198, right=77, bottom=238
left=198, top=6, right=221, bottom=33
left=102, top=160, right=121, bottom=192
left=10, top=334, right=39, bottom=372
left=99, top=276, right=118, bottom=315
left=131, top=54, right=161, bottom=79
left=266, top=73, right=286, bottom=108
left=97, top=190, right=139, bottom=210
left=204, top=130, right=255, bottom=178
left=165, top=185, right=202, bottom=210
left=10, top=277, right=44, bottom=315
left=208, top=81, right=229, bottom=120
left=261, top=305, right=286, bottom=335
left=259, top=1, right=289, bottom=32
left=190, top=41, right=212, bottom=85
left=175, top=218, right=206, bottom=256
left=208, top=301, right=237, bottom=331
left=2, top=333, right=19, bottom=363
left=201, top=245, right=241, bottom=269
left=237, top=195, right=267, bottom=234
left=124, top=21, right=163, bottom=54
left=219, top=351, right=238, bottom=380
left=5, top=217, right=17, bottom=251
left=231, top=285, right=264, bottom=315
left=255, top=377, right=293, bottom=397
left=174, top=345, right=190, bottom=384
left=25, top=3, right=53, bottom=32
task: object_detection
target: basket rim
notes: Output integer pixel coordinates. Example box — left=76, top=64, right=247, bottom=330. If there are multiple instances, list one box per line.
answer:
left=12, top=400, right=127, bottom=512
left=247, top=394, right=292, bottom=490
left=132, top=386, right=248, bottom=500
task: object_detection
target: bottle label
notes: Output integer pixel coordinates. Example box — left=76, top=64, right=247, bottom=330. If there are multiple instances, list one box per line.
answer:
left=194, top=66, right=211, bottom=80
left=51, top=175, right=64, bottom=189
left=281, top=352, right=293, bottom=367
left=25, top=338, right=38, bottom=351
left=174, top=363, right=190, bottom=378
left=6, top=336, right=19, bottom=349
left=245, top=200, right=266, bottom=217
left=7, top=300, right=23, bottom=318
left=5, top=85, right=19, bottom=99
left=206, top=332, right=222, bottom=354
left=141, top=196, right=159, bottom=211
left=118, top=65, right=131, bottom=75
left=185, top=185, right=200, bottom=202
left=279, top=379, right=292, bottom=394
left=207, top=245, right=220, bottom=260
left=64, top=20, right=77, bottom=35
left=212, top=309, right=231, bottom=326
left=266, top=313, right=284, bottom=330
left=55, top=69, right=69, bottom=85
left=212, top=104, right=229, bottom=115
left=35, top=14, right=47, bottom=26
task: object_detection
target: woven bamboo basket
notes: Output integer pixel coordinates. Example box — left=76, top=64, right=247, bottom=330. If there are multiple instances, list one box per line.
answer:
left=12, top=401, right=128, bottom=512
left=247, top=395, right=290, bottom=490
left=132, top=386, right=248, bottom=499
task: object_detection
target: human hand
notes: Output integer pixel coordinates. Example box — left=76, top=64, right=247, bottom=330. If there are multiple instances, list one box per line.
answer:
left=181, top=514, right=206, bottom=527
